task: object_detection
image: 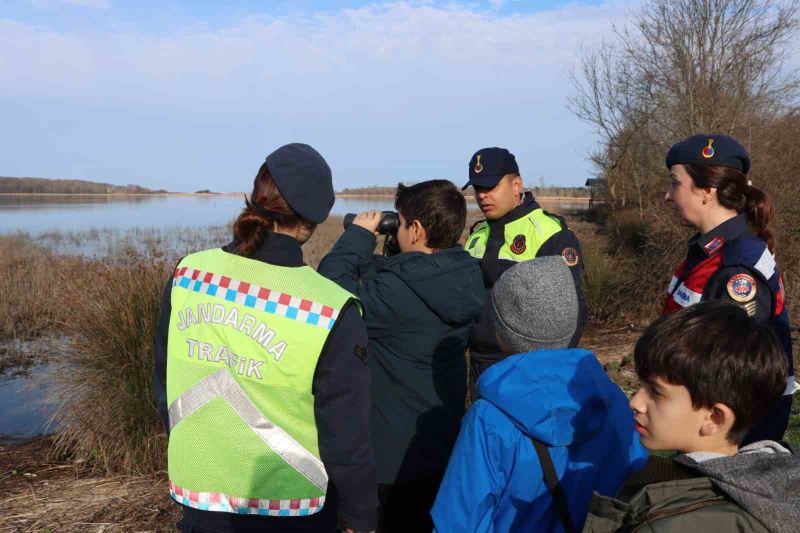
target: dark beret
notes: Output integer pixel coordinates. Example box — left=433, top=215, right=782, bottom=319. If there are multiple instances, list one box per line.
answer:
left=462, top=147, right=520, bottom=190
left=265, top=143, right=334, bottom=224
left=665, top=134, right=751, bottom=175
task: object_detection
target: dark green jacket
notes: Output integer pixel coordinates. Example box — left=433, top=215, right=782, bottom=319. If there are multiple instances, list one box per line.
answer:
left=584, top=442, right=800, bottom=533
left=318, top=225, right=485, bottom=483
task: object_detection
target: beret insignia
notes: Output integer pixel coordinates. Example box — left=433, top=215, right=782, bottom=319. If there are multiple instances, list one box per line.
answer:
left=701, top=138, right=715, bottom=159
left=561, top=247, right=579, bottom=267
left=510, top=234, right=526, bottom=255
left=727, top=273, right=756, bottom=303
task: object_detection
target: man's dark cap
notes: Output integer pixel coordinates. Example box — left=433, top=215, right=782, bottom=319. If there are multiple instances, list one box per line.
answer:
left=665, top=134, right=751, bottom=175
left=462, top=147, right=520, bottom=190
left=265, top=143, right=334, bottom=224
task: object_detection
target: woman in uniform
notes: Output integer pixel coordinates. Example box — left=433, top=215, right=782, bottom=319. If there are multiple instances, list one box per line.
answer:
left=152, top=144, right=376, bottom=533
left=662, top=133, right=795, bottom=445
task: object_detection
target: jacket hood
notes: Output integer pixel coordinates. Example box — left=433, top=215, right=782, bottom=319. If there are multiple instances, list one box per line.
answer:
left=675, top=441, right=800, bottom=533
left=379, top=246, right=484, bottom=325
left=477, top=348, right=619, bottom=446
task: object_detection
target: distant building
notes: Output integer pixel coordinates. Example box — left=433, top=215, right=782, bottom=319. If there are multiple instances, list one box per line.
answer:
left=585, top=178, right=609, bottom=208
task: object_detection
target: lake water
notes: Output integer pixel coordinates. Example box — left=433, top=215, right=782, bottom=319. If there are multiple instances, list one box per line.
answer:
left=0, top=194, right=587, bottom=234
left=0, top=194, right=396, bottom=234
left=0, top=366, right=52, bottom=439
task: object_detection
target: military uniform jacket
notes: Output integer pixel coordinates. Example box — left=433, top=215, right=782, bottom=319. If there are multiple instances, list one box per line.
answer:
left=466, top=192, right=588, bottom=359
left=663, top=214, right=795, bottom=444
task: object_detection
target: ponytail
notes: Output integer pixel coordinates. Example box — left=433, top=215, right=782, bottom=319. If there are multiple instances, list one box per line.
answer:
left=745, top=185, right=775, bottom=253
left=685, top=164, right=776, bottom=253
left=232, top=163, right=307, bottom=257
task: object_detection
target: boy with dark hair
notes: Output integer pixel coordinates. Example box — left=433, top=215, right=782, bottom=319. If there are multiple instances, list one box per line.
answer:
left=584, top=301, right=800, bottom=533
left=318, top=179, right=485, bottom=533
left=432, top=257, right=647, bottom=532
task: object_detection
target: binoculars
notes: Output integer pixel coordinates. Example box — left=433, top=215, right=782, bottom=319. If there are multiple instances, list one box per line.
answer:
left=343, top=211, right=400, bottom=235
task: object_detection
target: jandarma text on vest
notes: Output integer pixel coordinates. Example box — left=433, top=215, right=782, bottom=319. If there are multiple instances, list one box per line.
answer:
left=176, top=303, right=288, bottom=361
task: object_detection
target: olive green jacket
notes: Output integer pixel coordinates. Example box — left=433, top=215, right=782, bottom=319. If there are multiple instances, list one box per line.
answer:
left=583, top=441, right=800, bottom=533
left=583, top=475, right=768, bottom=533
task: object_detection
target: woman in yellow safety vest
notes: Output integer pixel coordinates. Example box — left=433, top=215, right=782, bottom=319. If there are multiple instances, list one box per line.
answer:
left=152, top=144, right=377, bottom=533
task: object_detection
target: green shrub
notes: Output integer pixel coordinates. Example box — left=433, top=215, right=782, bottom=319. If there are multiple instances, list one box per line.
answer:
left=581, top=240, right=635, bottom=322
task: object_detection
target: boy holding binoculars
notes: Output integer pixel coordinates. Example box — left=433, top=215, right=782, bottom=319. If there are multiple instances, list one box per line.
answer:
left=318, top=180, right=485, bottom=533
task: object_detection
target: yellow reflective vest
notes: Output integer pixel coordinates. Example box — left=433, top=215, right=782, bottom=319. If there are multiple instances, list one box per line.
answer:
left=466, top=208, right=566, bottom=263
left=166, top=248, right=356, bottom=516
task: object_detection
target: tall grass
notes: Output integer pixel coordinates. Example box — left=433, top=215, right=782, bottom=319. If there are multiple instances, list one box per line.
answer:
left=0, top=233, right=103, bottom=370
left=49, top=259, right=170, bottom=475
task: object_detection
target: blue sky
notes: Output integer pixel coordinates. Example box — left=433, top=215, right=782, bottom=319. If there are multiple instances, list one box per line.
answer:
left=2, top=0, right=627, bottom=191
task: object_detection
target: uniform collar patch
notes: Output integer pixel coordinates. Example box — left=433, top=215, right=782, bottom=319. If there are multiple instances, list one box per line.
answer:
left=703, top=236, right=725, bottom=256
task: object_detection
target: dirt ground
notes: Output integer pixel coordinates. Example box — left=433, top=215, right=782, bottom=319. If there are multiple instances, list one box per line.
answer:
left=0, top=328, right=641, bottom=533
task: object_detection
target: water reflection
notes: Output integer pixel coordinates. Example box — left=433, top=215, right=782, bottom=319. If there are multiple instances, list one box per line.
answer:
left=0, top=366, right=52, bottom=439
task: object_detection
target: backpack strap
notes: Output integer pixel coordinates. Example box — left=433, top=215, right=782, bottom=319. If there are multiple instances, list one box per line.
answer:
left=531, top=438, right=577, bottom=533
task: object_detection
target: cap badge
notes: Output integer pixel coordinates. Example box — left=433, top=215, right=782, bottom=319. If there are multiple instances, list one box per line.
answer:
left=474, top=154, right=483, bottom=174
left=510, top=234, right=526, bottom=255
left=561, top=247, right=579, bottom=267
left=727, top=273, right=757, bottom=302
left=702, top=138, right=715, bottom=159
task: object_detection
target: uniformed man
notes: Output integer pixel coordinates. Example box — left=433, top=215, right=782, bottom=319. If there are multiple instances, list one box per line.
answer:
left=462, top=147, right=587, bottom=396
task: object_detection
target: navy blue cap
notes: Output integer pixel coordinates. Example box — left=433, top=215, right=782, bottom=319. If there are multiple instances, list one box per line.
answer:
left=462, top=147, right=520, bottom=190
left=666, top=134, right=751, bottom=175
left=265, top=143, right=334, bottom=224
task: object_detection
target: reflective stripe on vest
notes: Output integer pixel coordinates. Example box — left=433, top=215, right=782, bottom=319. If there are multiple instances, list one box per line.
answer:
left=466, top=209, right=563, bottom=261
left=166, top=248, right=356, bottom=515
left=169, top=369, right=327, bottom=491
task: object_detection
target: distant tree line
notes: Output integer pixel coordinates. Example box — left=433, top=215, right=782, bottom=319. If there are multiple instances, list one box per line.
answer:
left=0, top=177, right=164, bottom=194
left=337, top=186, right=397, bottom=196
left=338, top=184, right=588, bottom=197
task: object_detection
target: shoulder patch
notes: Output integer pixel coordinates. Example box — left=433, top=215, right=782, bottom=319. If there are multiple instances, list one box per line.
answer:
left=510, top=234, right=527, bottom=255
left=727, top=273, right=757, bottom=303
left=561, top=247, right=579, bottom=267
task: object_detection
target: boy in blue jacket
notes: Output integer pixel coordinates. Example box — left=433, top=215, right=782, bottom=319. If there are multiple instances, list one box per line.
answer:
left=432, top=256, right=648, bottom=532
left=318, top=180, right=485, bottom=533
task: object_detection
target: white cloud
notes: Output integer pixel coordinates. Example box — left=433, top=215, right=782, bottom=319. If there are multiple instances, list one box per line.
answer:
left=24, top=0, right=111, bottom=9
left=0, top=1, right=639, bottom=187
left=0, top=1, right=627, bottom=114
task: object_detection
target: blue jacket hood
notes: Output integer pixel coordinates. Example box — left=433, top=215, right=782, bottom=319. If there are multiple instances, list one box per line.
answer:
left=477, top=348, right=618, bottom=447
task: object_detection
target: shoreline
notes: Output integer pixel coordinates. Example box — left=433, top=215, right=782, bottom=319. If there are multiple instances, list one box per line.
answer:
left=1, top=192, right=591, bottom=201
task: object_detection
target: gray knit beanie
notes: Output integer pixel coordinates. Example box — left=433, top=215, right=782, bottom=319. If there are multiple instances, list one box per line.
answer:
left=490, top=256, right=578, bottom=354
